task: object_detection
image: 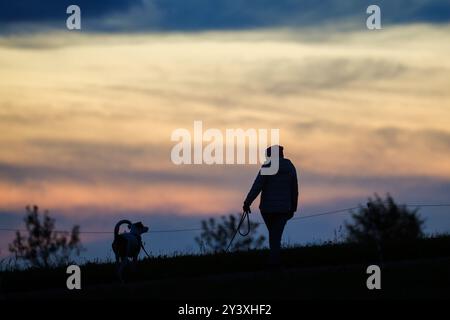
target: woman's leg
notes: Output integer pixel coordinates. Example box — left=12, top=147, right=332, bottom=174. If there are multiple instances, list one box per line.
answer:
left=262, top=213, right=289, bottom=266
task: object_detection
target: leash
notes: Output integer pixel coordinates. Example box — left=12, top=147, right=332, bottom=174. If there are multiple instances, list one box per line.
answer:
left=140, top=240, right=152, bottom=259
left=138, top=212, right=251, bottom=256
left=225, top=211, right=251, bottom=252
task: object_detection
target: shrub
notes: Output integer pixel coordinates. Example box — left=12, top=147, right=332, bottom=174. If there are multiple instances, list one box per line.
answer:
left=9, top=205, right=82, bottom=268
left=345, top=194, right=424, bottom=246
left=195, top=214, right=265, bottom=253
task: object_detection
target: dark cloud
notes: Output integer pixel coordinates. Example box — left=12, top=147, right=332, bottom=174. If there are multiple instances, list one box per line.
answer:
left=0, top=0, right=449, bottom=33
left=249, top=57, right=407, bottom=95
left=397, top=0, right=450, bottom=23
left=0, top=160, right=231, bottom=186
left=0, top=0, right=135, bottom=23
left=303, top=171, right=450, bottom=198
left=374, top=127, right=450, bottom=152
left=0, top=138, right=258, bottom=186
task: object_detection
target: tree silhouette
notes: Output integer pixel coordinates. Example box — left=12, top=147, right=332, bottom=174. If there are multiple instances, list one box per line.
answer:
left=345, top=194, right=424, bottom=246
left=195, top=214, right=265, bottom=253
left=9, top=205, right=82, bottom=268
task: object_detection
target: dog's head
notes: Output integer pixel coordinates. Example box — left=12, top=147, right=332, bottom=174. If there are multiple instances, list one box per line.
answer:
left=132, top=221, right=149, bottom=235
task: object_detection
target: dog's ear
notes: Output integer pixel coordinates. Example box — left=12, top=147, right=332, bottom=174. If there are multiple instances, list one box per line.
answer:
left=134, top=222, right=144, bottom=228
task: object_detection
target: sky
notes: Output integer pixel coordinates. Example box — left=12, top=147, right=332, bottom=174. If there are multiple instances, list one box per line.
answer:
left=0, top=0, right=450, bottom=261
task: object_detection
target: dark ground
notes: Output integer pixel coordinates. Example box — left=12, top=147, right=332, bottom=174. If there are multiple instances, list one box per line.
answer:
left=1, top=236, right=449, bottom=300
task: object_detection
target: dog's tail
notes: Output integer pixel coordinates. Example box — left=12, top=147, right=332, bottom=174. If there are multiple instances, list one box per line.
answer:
left=114, top=219, right=132, bottom=239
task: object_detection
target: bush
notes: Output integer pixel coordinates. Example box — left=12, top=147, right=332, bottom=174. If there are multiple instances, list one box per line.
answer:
left=9, top=205, right=83, bottom=268
left=345, top=194, right=424, bottom=246
left=195, top=214, right=265, bottom=253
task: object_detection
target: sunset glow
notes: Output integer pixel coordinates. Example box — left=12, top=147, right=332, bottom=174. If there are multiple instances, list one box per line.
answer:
left=1, top=16, right=450, bottom=258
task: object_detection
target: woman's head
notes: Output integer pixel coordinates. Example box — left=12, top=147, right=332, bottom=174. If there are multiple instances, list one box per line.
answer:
left=266, top=145, right=284, bottom=159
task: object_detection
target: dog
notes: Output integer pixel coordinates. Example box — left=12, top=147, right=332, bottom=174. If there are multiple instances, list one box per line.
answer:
left=112, top=219, right=149, bottom=281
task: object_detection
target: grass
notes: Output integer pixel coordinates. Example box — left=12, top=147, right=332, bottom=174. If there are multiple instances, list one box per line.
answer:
left=1, top=235, right=449, bottom=299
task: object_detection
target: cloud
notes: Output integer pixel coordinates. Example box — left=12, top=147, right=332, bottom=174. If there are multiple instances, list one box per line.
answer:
left=0, top=0, right=137, bottom=23
left=0, top=160, right=256, bottom=187
left=1, top=16, right=450, bottom=259
left=246, top=57, right=408, bottom=96
left=0, top=25, right=449, bottom=234
left=1, top=0, right=450, bottom=33
left=375, top=127, right=450, bottom=151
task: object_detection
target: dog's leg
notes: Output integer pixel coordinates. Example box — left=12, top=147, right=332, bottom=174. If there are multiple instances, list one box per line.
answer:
left=131, top=256, right=138, bottom=272
left=115, top=257, right=122, bottom=280
left=118, top=258, right=128, bottom=284
left=113, top=247, right=123, bottom=281
left=115, top=238, right=130, bottom=283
